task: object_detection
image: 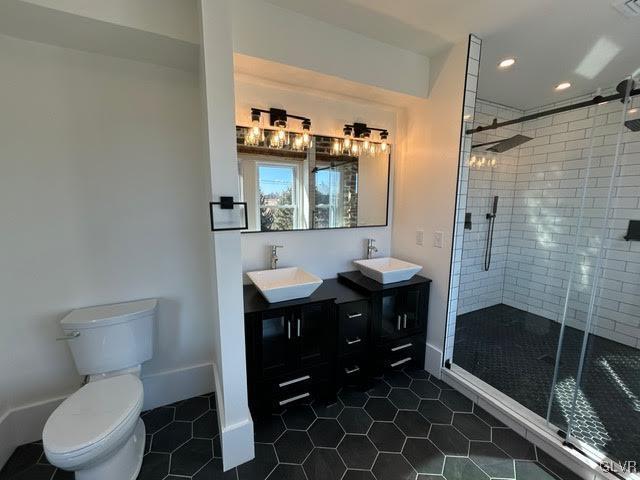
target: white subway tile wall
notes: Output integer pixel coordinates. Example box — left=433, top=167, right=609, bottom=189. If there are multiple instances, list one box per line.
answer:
left=457, top=101, right=523, bottom=315
left=452, top=90, right=640, bottom=350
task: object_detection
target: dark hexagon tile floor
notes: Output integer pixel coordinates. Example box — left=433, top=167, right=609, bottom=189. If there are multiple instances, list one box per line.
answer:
left=1, top=372, right=582, bottom=480
left=454, top=303, right=640, bottom=465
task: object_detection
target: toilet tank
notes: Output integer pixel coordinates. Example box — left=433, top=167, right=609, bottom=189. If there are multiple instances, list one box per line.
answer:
left=60, top=299, right=157, bottom=376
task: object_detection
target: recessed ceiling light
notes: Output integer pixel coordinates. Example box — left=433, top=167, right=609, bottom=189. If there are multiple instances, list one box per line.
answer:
left=498, top=58, right=516, bottom=69
left=555, top=82, right=571, bottom=91
left=629, top=108, right=638, bottom=114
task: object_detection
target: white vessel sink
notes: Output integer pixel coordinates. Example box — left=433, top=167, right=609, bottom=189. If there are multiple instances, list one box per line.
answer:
left=247, top=267, right=323, bottom=303
left=353, top=257, right=422, bottom=284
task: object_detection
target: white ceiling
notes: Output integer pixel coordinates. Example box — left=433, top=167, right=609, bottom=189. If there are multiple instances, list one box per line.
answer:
left=264, top=0, right=640, bottom=110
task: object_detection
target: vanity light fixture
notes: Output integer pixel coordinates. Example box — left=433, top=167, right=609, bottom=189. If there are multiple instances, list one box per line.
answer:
left=247, top=107, right=312, bottom=150
left=334, top=122, right=390, bottom=156
left=555, top=82, right=572, bottom=91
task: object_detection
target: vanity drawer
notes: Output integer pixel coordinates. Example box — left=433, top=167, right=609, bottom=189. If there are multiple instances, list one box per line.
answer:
left=338, top=301, right=369, bottom=355
left=337, top=354, right=367, bottom=387
left=376, top=336, right=425, bottom=371
left=260, top=364, right=331, bottom=409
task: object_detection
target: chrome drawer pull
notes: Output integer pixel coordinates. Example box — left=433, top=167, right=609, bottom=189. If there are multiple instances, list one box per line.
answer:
left=391, top=343, right=412, bottom=352
left=346, top=337, right=362, bottom=345
left=279, top=375, right=310, bottom=388
left=390, top=357, right=412, bottom=368
left=403, top=314, right=407, bottom=329
left=347, top=313, right=363, bottom=319
left=297, top=318, right=301, bottom=337
left=345, top=366, right=360, bottom=375
left=56, top=331, right=80, bottom=341
left=287, top=321, right=291, bottom=340
left=279, top=392, right=310, bottom=406
left=396, top=315, right=401, bottom=330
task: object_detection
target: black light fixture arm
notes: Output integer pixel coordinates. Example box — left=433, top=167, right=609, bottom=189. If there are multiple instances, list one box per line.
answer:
left=466, top=83, right=640, bottom=135
left=251, top=107, right=311, bottom=127
left=344, top=122, right=389, bottom=138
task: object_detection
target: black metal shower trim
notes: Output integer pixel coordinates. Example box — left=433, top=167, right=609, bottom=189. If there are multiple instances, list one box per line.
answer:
left=466, top=87, right=640, bottom=135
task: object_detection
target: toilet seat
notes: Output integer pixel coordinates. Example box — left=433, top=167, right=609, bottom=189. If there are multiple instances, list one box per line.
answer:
left=43, top=374, right=143, bottom=470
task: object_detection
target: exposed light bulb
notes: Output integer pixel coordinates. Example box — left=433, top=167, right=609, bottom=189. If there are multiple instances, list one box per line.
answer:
left=301, top=119, right=312, bottom=147
left=380, top=130, right=389, bottom=153
left=351, top=142, right=359, bottom=155
left=344, top=137, right=351, bottom=148
left=333, top=139, right=341, bottom=154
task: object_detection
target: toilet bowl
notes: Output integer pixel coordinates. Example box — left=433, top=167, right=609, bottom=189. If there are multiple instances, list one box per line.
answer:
left=43, top=299, right=156, bottom=479
left=43, top=374, right=145, bottom=480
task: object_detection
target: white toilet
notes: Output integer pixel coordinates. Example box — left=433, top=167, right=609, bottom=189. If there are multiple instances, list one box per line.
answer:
left=43, top=299, right=157, bottom=480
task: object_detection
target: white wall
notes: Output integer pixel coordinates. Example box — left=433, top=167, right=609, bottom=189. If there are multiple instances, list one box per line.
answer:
left=0, top=32, right=212, bottom=430
left=20, top=0, right=199, bottom=43
left=231, top=0, right=429, bottom=99
left=392, top=38, right=471, bottom=375
left=236, top=75, right=397, bottom=279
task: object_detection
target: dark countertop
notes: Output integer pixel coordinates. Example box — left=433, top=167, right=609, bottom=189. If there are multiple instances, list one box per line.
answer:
left=337, top=270, right=431, bottom=293
left=243, top=278, right=368, bottom=314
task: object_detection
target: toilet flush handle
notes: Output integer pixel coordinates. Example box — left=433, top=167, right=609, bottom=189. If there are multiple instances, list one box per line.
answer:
left=56, top=331, right=80, bottom=341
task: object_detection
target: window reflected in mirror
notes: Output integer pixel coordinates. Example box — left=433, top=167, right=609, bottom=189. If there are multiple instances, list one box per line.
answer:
left=237, top=127, right=390, bottom=232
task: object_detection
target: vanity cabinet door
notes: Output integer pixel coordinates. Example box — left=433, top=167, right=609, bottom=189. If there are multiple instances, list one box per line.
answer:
left=297, top=302, right=331, bottom=369
left=259, top=309, right=295, bottom=379
left=401, top=286, right=425, bottom=335
left=378, top=290, right=404, bottom=343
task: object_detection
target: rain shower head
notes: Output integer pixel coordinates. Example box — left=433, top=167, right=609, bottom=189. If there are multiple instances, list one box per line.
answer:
left=626, top=119, right=640, bottom=132
left=486, top=134, right=533, bottom=153
left=472, top=134, right=533, bottom=153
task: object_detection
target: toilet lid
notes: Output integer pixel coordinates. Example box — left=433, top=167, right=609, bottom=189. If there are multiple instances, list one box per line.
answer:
left=43, top=374, right=143, bottom=455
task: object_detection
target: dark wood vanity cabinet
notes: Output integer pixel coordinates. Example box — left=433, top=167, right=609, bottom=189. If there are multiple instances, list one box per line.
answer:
left=337, top=271, right=431, bottom=376
left=243, top=273, right=430, bottom=415
left=244, top=299, right=336, bottom=414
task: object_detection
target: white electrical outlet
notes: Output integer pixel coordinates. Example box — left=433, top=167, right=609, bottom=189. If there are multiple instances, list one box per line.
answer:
left=433, top=231, right=444, bottom=248
left=416, top=229, right=424, bottom=246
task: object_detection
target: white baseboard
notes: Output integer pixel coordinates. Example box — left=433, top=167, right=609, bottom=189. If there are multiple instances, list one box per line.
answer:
left=212, top=363, right=255, bottom=471
left=142, top=362, right=215, bottom=411
left=0, top=362, right=215, bottom=470
left=424, top=343, right=443, bottom=378
left=0, top=411, right=15, bottom=469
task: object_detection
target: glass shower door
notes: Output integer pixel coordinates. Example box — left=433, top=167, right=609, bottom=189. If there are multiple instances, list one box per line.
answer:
left=547, top=78, right=639, bottom=469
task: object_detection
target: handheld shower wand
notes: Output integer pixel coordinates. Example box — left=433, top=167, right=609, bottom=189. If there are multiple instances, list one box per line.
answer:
left=484, top=196, right=499, bottom=271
